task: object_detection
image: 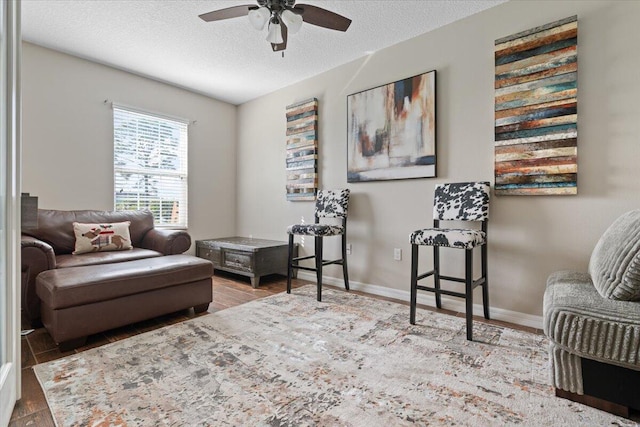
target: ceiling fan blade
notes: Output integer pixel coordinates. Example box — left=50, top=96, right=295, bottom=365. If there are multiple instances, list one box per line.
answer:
left=293, top=4, right=351, bottom=32
left=272, top=23, right=288, bottom=52
left=199, top=5, right=256, bottom=22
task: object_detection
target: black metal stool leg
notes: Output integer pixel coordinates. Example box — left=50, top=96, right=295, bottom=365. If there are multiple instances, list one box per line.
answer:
left=433, top=245, right=442, bottom=309
left=315, top=236, right=323, bottom=301
left=410, top=244, right=419, bottom=325
left=465, top=249, right=474, bottom=341
left=481, top=243, right=490, bottom=320
left=341, top=233, right=349, bottom=291
left=287, top=234, right=294, bottom=294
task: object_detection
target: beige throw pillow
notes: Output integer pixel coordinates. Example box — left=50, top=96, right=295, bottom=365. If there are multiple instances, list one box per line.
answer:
left=73, top=221, right=133, bottom=254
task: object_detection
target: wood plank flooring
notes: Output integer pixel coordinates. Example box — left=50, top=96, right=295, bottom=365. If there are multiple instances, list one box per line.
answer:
left=9, top=271, right=541, bottom=425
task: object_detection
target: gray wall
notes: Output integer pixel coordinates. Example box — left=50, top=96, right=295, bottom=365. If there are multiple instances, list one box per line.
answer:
left=22, top=42, right=238, bottom=251
left=236, top=0, right=640, bottom=321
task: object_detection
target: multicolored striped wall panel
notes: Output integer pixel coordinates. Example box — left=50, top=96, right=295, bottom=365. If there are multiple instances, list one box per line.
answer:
left=286, top=98, right=318, bottom=201
left=494, top=16, right=578, bottom=195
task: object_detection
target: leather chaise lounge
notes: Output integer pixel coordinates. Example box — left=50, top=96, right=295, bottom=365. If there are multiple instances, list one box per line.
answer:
left=22, top=209, right=213, bottom=350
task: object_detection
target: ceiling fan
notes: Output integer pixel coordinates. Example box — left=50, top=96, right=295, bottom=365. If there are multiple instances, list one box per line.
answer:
left=199, top=0, right=352, bottom=53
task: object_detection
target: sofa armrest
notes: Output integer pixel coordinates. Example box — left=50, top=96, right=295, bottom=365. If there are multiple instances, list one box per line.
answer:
left=544, top=270, right=640, bottom=371
left=22, top=235, right=57, bottom=323
left=140, top=228, right=191, bottom=255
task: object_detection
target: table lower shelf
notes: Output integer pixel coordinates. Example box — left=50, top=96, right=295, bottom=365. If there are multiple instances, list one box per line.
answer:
left=213, top=266, right=297, bottom=288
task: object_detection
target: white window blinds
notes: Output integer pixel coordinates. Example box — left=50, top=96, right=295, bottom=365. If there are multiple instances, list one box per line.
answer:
left=113, top=104, right=189, bottom=229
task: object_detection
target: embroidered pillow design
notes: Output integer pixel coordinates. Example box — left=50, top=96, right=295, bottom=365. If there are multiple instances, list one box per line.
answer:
left=73, top=221, right=133, bottom=254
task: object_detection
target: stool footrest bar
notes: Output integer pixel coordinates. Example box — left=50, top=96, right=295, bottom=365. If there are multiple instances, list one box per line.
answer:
left=417, top=270, right=435, bottom=281
left=415, top=285, right=467, bottom=299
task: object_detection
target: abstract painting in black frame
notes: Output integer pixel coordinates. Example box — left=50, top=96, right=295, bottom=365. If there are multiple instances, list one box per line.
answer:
left=347, top=70, right=436, bottom=182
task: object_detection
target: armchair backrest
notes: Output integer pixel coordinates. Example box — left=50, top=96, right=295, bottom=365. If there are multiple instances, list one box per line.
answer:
left=22, top=209, right=155, bottom=254
left=433, top=182, right=490, bottom=222
left=589, top=209, right=640, bottom=301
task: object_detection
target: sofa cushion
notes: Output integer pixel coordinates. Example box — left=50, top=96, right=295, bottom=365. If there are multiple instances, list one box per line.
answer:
left=72, top=222, right=133, bottom=254
left=588, top=210, right=640, bottom=301
left=56, top=248, right=162, bottom=269
left=36, top=255, right=213, bottom=310
left=22, top=209, right=155, bottom=254
left=543, top=270, right=640, bottom=370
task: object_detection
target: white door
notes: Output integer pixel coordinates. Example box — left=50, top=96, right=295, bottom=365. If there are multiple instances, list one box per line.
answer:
left=0, top=1, right=20, bottom=425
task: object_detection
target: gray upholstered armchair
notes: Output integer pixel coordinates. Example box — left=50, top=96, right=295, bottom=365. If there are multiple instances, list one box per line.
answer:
left=543, top=210, right=640, bottom=417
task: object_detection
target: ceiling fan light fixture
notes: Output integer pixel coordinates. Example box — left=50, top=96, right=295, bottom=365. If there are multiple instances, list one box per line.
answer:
left=248, top=7, right=270, bottom=30
left=266, top=22, right=283, bottom=44
left=280, top=9, right=302, bottom=34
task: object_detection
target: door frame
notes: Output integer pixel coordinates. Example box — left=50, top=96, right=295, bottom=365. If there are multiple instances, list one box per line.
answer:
left=0, top=0, right=21, bottom=424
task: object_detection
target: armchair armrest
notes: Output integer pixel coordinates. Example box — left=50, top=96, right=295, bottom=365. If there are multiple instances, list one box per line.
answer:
left=21, top=235, right=56, bottom=323
left=141, top=228, right=191, bottom=255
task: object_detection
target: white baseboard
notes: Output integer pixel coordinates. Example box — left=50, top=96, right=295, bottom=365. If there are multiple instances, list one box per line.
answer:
left=296, top=272, right=543, bottom=330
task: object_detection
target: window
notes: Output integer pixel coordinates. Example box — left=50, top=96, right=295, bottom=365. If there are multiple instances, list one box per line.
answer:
left=113, top=104, right=188, bottom=228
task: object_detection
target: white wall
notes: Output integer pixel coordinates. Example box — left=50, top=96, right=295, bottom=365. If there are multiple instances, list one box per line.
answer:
left=236, top=0, right=640, bottom=318
left=22, top=43, right=237, bottom=251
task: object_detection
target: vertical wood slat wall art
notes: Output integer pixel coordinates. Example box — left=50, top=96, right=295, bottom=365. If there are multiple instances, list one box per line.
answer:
left=494, top=16, right=578, bottom=195
left=286, top=98, right=318, bottom=201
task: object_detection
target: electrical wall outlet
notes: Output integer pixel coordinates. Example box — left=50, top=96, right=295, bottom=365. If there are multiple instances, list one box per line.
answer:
left=394, top=248, right=402, bottom=261
left=346, top=243, right=352, bottom=255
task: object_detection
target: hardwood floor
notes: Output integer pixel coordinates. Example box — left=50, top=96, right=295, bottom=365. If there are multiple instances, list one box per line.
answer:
left=9, top=271, right=542, bottom=425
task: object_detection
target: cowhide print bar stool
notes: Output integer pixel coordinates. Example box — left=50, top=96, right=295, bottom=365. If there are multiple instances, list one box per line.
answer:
left=287, top=189, right=351, bottom=301
left=409, top=182, right=491, bottom=341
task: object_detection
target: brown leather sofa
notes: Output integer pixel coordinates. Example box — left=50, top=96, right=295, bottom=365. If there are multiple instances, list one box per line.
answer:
left=21, top=209, right=213, bottom=349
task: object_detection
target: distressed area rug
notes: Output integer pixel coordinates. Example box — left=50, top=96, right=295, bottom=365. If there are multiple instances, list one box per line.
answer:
left=34, top=286, right=631, bottom=426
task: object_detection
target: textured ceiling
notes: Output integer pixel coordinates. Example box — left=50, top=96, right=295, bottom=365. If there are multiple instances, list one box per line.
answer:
left=22, top=0, right=506, bottom=105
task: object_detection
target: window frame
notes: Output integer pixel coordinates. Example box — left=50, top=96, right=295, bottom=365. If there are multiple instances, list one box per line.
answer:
left=112, top=103, right=189, bottom=229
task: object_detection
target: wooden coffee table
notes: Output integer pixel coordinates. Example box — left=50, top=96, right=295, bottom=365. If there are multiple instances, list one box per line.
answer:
left=195, top=237, right=296, bottom=288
